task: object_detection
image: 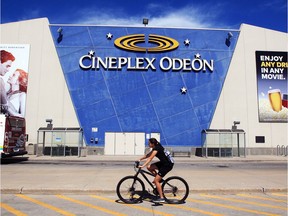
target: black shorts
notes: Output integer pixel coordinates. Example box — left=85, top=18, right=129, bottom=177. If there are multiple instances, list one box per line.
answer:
left=153, top=161, right=174, bottom=177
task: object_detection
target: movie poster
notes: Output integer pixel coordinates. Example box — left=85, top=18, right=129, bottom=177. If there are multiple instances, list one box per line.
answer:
left=256, top=51, right=288, bottom=122
left=0, top=44, right=30, bottom=117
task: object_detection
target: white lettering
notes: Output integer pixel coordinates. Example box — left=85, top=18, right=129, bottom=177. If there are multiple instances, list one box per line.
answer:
left=172, top=58, right=183, bottom=70
left=127, top=57, right=135, bottom=69
left=160, top=57, right=172, bottom=71
left=145, top=58, right=156, bottom=70
left=203, top=59, right=214, bottom=72
left=191, top=58, right=203, bottom=72
left=118, top=57, right=128, bottom=69
left=136, top=57, right=144, bottom=69
left=108, top=57, right=117, bottom=69
left=182, top=59, right=190, bottom=71
left=97, top=57, right=108, bottom=69
left=260, top=55, right=283, bottom=61
left=262, top=74, right=285, bottom=80
left=269, top=68, right=284, bottom=73
left=79, top=55, right=92, bottom=69
left=79, top=55, right=214, bottom=73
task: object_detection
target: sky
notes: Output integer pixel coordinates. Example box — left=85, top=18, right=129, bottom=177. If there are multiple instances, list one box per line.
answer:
left=1, top=0, right=287, bottom=32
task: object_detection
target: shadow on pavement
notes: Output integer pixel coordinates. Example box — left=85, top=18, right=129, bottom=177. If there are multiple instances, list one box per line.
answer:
left=1, top=156, right=29, bottom=164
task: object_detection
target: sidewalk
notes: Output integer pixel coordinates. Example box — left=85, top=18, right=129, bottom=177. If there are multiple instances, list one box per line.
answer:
left=1, top=155, right=287, bottom=194
left=27, top=154, right=288, bottom=162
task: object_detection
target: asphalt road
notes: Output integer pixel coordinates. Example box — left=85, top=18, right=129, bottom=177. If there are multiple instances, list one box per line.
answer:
left=1, top=155, right=287, bottom=215
left=1, top=155, right=287, bottom=194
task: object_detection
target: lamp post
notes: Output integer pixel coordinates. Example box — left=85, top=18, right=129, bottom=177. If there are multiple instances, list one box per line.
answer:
left=232, top=121, right=241, bottom=156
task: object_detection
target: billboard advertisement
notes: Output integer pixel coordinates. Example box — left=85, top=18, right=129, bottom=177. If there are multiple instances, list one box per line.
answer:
left=256, top=51, right=288, bottom=122
left=0, top=44, right=30, bottom=117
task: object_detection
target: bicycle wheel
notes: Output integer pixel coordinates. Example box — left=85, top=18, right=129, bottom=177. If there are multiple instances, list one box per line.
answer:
left=116, top=176, right=145, bottom=204
left=162, top=176, right=189, bottom=204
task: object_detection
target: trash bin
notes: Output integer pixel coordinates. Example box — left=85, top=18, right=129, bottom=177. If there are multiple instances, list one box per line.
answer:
left=27, top=143, right=34, bottom=155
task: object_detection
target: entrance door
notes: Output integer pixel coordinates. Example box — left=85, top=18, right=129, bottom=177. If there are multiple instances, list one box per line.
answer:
left=104, top=132, right=145, bottom=155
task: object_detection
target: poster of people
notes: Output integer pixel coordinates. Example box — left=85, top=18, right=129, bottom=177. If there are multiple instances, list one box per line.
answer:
left=256, top=51, right=288, bottom=122
left=0, top=44, right=30, bottom=117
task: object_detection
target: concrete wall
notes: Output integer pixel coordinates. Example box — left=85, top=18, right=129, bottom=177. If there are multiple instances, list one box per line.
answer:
left=1, top=18, right=79, bottom=144
left=210, top=24, right=288, bottom=150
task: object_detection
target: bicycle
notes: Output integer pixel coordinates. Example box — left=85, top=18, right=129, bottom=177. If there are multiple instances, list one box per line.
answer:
left=116, top=161, right=189, bottom=204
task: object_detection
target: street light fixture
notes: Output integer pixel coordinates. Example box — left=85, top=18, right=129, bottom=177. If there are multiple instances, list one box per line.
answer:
left=232, top=121, right=240, bottom=130
left=143, top=18, right=149, bottom=26
left=46, top=119, right=53, bottom=129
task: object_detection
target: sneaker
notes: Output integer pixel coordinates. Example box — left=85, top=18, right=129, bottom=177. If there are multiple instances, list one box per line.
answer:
left=153, top=198, right=165, bottom=203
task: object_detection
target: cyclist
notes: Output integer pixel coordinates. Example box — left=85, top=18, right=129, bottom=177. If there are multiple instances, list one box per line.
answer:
left=138, top=138, right=174, bottom=203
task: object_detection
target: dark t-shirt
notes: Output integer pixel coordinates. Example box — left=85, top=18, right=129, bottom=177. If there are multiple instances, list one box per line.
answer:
left=152, top=144, right=173, bottom=166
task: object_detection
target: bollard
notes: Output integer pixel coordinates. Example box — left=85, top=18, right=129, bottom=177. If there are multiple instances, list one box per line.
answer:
left=276, top=145, right=280, bottom=156
left=281, top=145, right=285, bottom=156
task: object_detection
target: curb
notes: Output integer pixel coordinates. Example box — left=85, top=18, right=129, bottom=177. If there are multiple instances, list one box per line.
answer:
left=21, top=156, right=288, bottom=164
left=2, top=188, right=287, bottom=195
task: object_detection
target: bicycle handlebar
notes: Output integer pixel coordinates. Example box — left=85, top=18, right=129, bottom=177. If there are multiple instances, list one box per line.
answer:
left=134, top=161, right=140, bottom=168
left=134, top=161, right=141, bottom=172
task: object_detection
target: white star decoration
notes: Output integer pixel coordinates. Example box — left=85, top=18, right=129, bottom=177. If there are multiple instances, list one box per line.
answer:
left=106, top=33, right=113, bottom=39
left=180, top=87, right=188, bottom=94
left=88, top=50, right=95, bottom=56
left=195, top=53, right=201, bottom=59
left=184, top=39, right=190, bottom=46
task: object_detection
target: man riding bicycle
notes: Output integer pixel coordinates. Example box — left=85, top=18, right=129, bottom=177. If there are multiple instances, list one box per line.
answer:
left=138, top=138, right=174, bottom=203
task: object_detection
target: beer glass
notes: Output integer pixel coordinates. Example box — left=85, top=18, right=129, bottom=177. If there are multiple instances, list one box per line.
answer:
left=268, top=89, right=282, bottom=112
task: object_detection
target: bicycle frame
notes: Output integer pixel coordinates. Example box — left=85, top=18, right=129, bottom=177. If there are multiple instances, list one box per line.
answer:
left=134, top=168, right=157, bottom=190
left=133, top=165, right=174, bottom=192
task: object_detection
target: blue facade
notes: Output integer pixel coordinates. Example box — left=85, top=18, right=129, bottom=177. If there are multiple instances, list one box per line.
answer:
left=50, top=25, right=239, bottom=147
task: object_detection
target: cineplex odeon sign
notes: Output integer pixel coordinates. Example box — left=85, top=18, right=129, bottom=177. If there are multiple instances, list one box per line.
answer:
left=79, top=34, right=214, bottom=72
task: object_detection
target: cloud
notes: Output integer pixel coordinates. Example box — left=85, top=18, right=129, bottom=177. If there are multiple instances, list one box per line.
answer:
left=148, top=7, right=217, bottom=28
left=77, top=14, right=141, bottom=26
left=73, top=5, right=224, bottom=29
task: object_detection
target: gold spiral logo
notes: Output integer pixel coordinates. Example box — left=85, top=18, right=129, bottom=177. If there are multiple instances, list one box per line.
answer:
left=114, top=34, right=179, bottom=53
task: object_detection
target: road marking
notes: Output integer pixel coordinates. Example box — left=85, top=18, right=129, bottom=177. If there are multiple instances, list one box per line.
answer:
left=16, top=194, right=75, bottom=216
left=92, top=195, right=223, bottom=216
left=271, top=193, right=288, bottom=197
left=0, top=202, right=27, bottom=216
left=237, top=193, right=287, bottom=203
left=57, top=195, right=126, bottom=216
left=91, top=195, right=174, bottom=216
left=201, top=194, right=287, bottom=211
left=165, top=203, right=224, bottom=216
left=188, top=198, right=280, bottom=216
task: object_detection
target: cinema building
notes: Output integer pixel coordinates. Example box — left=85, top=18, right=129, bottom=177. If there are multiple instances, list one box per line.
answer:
left=1, top=18, right=287, bottom=157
